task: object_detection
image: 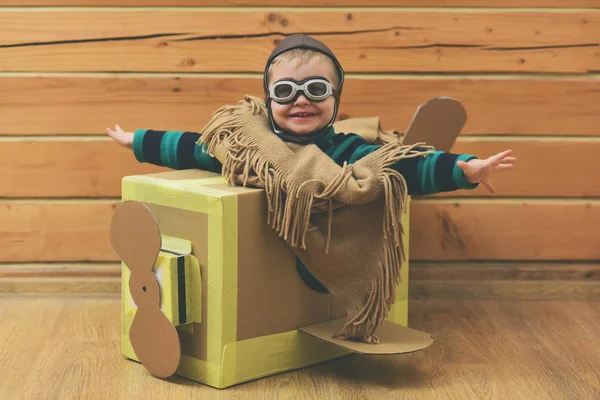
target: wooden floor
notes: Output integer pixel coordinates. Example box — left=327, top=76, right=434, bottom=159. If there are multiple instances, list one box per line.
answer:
left=1, top=296, right=599, bottom=399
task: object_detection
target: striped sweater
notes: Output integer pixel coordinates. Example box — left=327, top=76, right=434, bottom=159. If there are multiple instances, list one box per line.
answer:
left=133, top=126, right=478, bottom=293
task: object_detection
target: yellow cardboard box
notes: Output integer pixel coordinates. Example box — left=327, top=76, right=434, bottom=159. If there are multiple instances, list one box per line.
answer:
left=119, top=169, right=412, bottom=388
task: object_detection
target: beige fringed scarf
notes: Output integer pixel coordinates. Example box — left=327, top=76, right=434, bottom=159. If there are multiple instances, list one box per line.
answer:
left=197, top=96, right=433, bottom=343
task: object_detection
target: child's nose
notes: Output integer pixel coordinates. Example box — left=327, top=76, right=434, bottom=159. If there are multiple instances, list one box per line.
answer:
left=294, top=93, right=311, bottom=105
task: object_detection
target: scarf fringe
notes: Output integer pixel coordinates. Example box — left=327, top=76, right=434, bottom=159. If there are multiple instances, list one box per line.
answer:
left=332, top=143, right=434, bottom=343
left=198, top=95, right=434, bottom=343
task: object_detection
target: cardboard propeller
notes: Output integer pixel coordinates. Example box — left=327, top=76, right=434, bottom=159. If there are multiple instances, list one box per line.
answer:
left=110, top=201, right=181, bottom=378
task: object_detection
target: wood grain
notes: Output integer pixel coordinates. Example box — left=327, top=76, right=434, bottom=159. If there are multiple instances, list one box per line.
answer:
left=0, top=10, right=597, bottom=73
left=410, top=200, right=600, bottom=261
left=1, top=138, right=599, bottom=198
left=1, top=76, right=598, bottom=136
left=0, top=139, right=169, bottom=197
left=0, top=297, right=598, bottom=398
left=0, top=201, right=120, bottom=263
left=2, top=200, right=599, bottom=263
left=3, top=0, right=600, bottom=7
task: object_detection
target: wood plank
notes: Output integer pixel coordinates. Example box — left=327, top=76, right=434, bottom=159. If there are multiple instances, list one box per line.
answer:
left=0, top=201, right=120, bottom=263
left=0, top=10, right=597, bottom=73
left=1, top=297, right=599, bottom=398
left=2, top=138, right=600, bottom=198
left=410, top=200, right=600, bottom=261
left=2, top=200, right=599, bottom=262
left=0, top=139, right=170, bottom=197
left=410, top=261, right=600, bottom=281
left=1, top=76, right=598, bottom=136
left=3, top=1, right=600, bottom=7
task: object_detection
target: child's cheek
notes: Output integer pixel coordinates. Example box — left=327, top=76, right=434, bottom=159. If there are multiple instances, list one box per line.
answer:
left=271, top=103, right=288, bottom=125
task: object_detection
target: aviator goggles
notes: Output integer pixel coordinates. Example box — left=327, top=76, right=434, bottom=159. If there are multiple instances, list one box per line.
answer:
left=269, top=77, right=335, bottom=104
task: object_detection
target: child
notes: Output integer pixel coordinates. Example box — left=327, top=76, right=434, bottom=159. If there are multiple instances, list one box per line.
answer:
left=107, top=34, right=514, bottom=342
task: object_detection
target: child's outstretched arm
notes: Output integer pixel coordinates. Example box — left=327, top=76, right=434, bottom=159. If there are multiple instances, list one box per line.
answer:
left=456, top=149, right=514, bottom=194
left=330, top=133, right=515, bottom=195
left=394, top=148, right=515, bottom=195
left=106, top=124, right=222, bottom=173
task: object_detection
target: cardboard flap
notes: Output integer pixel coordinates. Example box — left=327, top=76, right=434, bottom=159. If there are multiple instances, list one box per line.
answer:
left=299, top=318, right=433, bottom=355
left=402, top=96, right=467, bottom=152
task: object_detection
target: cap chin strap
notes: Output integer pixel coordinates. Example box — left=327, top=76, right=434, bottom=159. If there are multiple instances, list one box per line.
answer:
left=265, top=95, right=340, bottom=144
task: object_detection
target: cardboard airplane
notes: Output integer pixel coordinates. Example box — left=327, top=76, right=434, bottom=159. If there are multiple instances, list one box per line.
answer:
left=110, top=97, right=467, bottom=382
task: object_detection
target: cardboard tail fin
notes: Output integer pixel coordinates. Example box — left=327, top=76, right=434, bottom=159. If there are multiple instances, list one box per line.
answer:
left=401, top=97, right=467, bottom=152
left=333, top=97, right=466, bottom=152
left=299, top=318, right=433, bottom=355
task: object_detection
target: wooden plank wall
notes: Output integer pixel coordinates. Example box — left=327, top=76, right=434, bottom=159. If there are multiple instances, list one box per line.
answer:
left=1, top=2, right=599, bottom=299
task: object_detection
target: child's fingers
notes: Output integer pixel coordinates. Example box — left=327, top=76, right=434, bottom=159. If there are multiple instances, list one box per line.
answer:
left=495, top=164, right=514, bottom=172
left=482, top=178, right=497, bottom=194
left=489, top=149, right=512, bottom=164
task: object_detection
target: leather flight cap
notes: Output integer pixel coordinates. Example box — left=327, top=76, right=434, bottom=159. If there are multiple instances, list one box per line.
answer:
left=263, top=34, right=345, bottom=95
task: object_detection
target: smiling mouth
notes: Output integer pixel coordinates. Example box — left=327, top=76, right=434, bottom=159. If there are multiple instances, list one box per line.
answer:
left=288, top=112, right=318, bottom=118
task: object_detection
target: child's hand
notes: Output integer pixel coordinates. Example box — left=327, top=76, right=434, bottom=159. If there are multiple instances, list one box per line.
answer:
left=106, top=124, right=134, bottom=149
left=457, top=149, right=515, bottom=194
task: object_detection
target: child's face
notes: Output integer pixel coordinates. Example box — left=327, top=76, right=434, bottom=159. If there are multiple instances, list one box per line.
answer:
left=268, top=58, right=337, bottom=136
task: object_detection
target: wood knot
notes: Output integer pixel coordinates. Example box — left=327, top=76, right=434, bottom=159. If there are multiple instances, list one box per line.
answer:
left=267, top=13, right=277, bottom=23
left=183, top=58, right=196, bottom=67
left=346, top=13, right=353, bottom=21
left=172, top=87, right=181, bottom=93
left=518, top=58, right=526, bottom=65
left=279, top=18, right=289, bottom=27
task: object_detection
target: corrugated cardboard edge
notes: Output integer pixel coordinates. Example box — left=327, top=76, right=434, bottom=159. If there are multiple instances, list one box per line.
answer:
left=298, top=318, right=433, bottom=355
